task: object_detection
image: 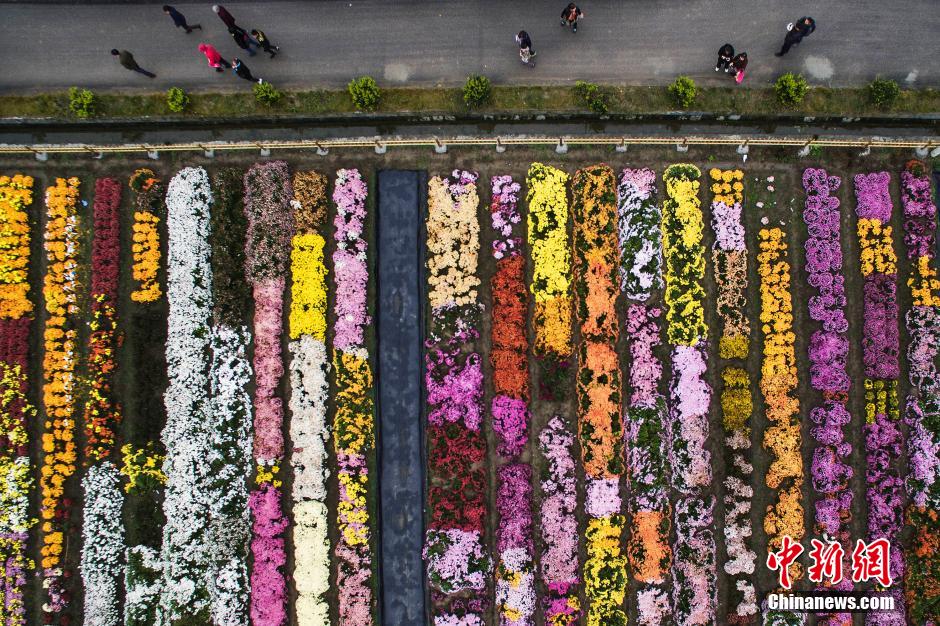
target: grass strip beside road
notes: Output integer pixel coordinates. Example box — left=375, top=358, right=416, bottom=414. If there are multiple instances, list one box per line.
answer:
left=0, top=84, right=938, bottom=120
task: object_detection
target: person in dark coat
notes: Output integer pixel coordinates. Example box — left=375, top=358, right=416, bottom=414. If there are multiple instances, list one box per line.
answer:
left=231, top=57, right=262, bottom=83
left=560, top=3, right=583, bottom=32
left=776, top=16, right=816, bottom=56
left=251, top=29, right=279, bottom=58
left=516, top=30, right=535, bottom=54
left=230, top=25, right=257, bottom=56
left=715, top=43, right=734, bottom=72
left=163, top=5, right=201, bottom=33
left=731, top=52, right=748, bottom=82
left=213, top=4, right=237, bottom=29
left=111, top=49, right=156, bottom=77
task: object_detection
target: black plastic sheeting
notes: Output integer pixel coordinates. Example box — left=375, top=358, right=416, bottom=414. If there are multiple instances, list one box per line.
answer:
left=376, top=170, right=428, bottom=626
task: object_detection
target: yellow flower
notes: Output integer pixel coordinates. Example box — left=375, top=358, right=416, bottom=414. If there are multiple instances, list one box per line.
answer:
left=527, top=163, right=572, bottom=357
left=333, top=352, right=375, bottom=454
left=130, top=211, right=161, bottom=302
left=584, top=515, right=628, bottom=624
left=857, top=218, right=897, bottom=276
left=119, top=443, right=167, bottom=493
left=289, top=233, right=328, bottom=340
left=662, top=164, right=707, bottom=346
left=757, top=227, right=804, bottom=570
left=0, top=174, right=33, bottom=319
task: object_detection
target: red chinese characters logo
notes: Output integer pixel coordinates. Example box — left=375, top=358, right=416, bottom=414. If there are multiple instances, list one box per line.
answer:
left=767, top=536, right=804, bottom=589
left=807, top=538, right=845, bottom=584
left=851, top=538, right=892, bottom=587
left=767, top=537, right=893, bottom=589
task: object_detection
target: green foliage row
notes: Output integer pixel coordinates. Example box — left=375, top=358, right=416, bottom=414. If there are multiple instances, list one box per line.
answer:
left=463, top=75, right=491, bottom=108
left=574, top=80, right=609, bottom=113
left=58, top=74, right=923, bottom=119
left=68, top=87, right=97, bottom=118
left=669, top=76, right=697, bottom=109
left=868, top=77, right=901, bottom=108
left=348, top=75, right=381, bottom=111
left=775, top=72, right=808, bottom=106
left=166, top=87, right=190, bottom=113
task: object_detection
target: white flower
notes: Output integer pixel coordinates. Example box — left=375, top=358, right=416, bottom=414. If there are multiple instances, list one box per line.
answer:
left=81, top=462, right=124, bottom=626
left=155, top=168, right=251, bottom=626
left=289, top=336, right=330, bottom=500
left=618, top=169, right=662, bottom=299
left=495, top=547, right=535, bottom=624
left=288, top=335, right=331, bottom=624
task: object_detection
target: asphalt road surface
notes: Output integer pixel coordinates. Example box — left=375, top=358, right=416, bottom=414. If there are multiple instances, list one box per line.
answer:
left=1, top=0, right=938, bottom=93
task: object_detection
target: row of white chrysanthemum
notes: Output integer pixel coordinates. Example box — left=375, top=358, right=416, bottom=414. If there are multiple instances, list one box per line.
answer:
left=288, top=173, right=332, bottom=626
left=122, top=167, right=253, bottom=626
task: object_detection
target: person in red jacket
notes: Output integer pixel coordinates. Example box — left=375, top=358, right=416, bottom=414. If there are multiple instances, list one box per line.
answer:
left=731, top=52, right=748, bottom=83
left=198, top=43, right=229, bottom=72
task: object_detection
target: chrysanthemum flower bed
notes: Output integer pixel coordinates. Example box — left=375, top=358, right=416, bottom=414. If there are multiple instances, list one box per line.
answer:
left=572, top=164, right=627, bottom=626
left=662, top=163, right=717, bottom=626
left=900, top=160, right=940, bottom=624
left=40, top=176, right=82, bottom=622
left=424, top=170, right=490, bottom=623
left=0, top=173, right=35, bottom=626
left=709, top=168, right=757, bottom=620
left=800, top=167, right=855, bottom=626
left=854, top=171, right=906, bottom=624
left=1, top=153, right=937, bottom=626
left=758, top=226, right=805, bottom=590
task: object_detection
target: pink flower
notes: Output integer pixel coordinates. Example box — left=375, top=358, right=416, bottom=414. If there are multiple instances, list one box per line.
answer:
left=243, top=161, right=295, bottom=281
left=711, top=199, right=746, bottom=251
left=669, top=345, right=712, bottom=492
left=496, top=464, right=533, bottom=553
left=332, top=169, right=371, bottom=352
left=426, top=349, right=483, bottom=431
left=854, top=171, right=893, bottom=222
left=252, top=278, right=287, bottom=460
left=491, top=395, right=528, bottom=456
left=249, top=484, right=288, bottom=626
left=423, top=528, right=490, bottom=593
left=537, top=417, right=580, bottom=623
left=585, top=477, right=621, bottom=518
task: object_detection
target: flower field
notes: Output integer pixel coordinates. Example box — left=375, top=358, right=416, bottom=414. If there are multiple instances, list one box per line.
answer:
left=0, top=149, right=937, bottom=626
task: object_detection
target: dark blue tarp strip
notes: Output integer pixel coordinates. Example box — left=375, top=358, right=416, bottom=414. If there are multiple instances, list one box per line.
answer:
left=376, top=169, right=427, bottom=626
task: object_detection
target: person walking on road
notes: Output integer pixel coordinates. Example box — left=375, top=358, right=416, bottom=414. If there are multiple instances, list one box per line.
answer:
left=715, top=43, right=734, bottom=72
left=231, top=57, right=262, bottom=83
left=775, top=16, right=816, bottom=57
left=560, top=3, right=583, bottom=33
left=731, top=52, right=748, bottom=83
left=251, top=29, right=280, bottom=58
left=198, top=42, right=229, bottom=72
left=111, top=49, right=156, bottom=77
left=213, top=4, right=237, bottom=29
left=163, top=5, right=201, bottom=33
left=516, top=30, right=536, bottom=64
left=230, top=25, right=258, bottom=56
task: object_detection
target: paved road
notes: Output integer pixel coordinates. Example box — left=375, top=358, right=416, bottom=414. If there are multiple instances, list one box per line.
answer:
left=377, top=170, right=427, bottom=626
left=1, top=1, right=938, bottom=94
